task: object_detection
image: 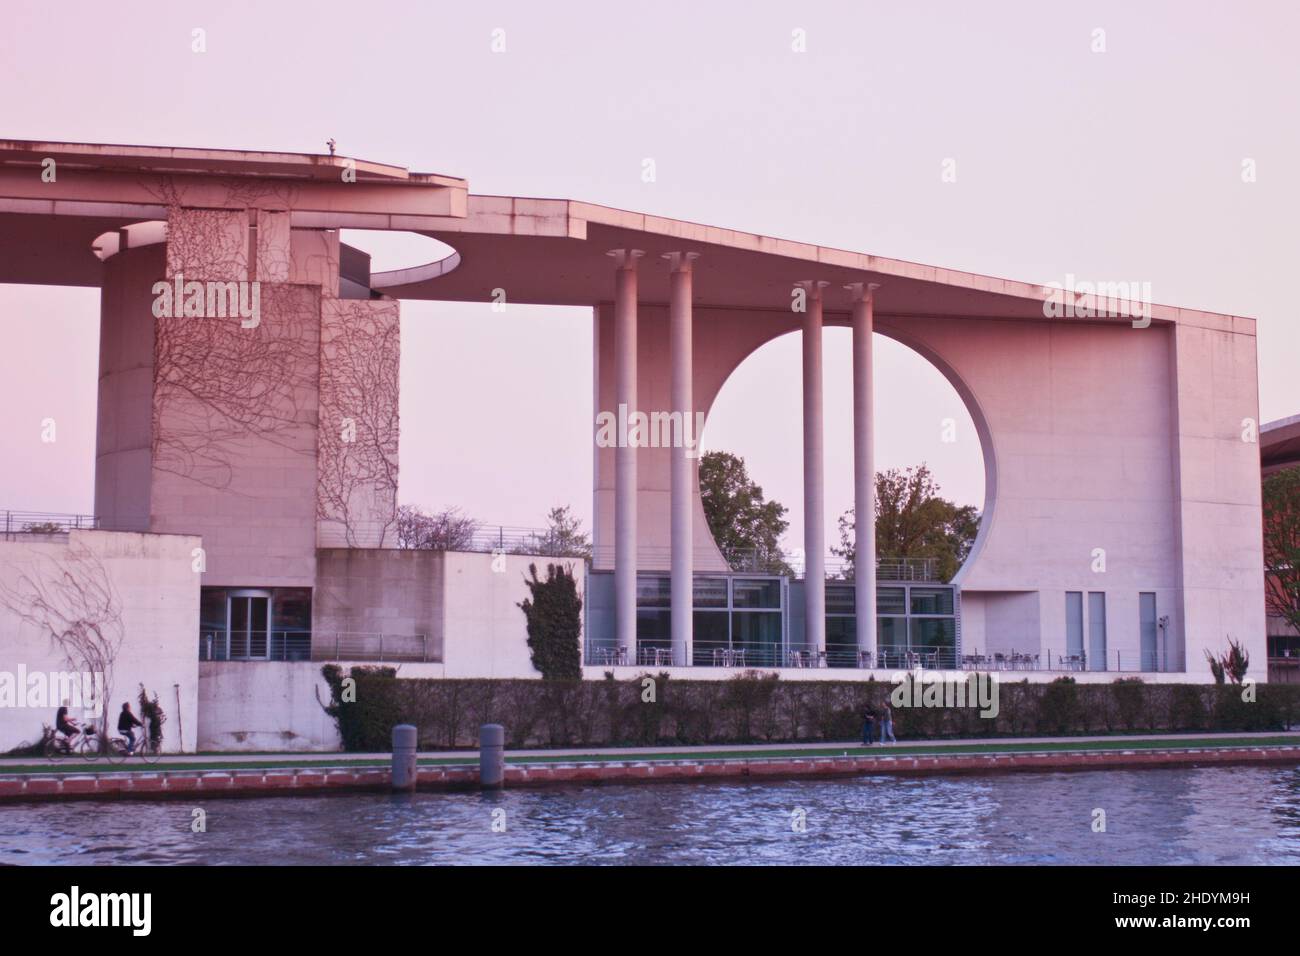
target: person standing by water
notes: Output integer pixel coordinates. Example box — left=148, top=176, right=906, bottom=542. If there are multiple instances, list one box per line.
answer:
left=880, top=702, right=897, bottom=744
left=861, top=705, right=876, bottom=746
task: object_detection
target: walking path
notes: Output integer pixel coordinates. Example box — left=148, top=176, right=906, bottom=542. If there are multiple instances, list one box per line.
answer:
left=1, top=731, right=1297, bottom=797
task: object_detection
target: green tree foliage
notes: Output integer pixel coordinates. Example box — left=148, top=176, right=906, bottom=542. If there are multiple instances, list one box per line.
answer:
left=698, top=451, right=791, bottom=573
left=1263, top=467, right=1300, bottom=635
left=316, top=674, right=1300, bottom=750
left=319, top=664, right=402, bottom=751
left=834, top=464, right=979, bottom=582
left=137, top=684, right=166, bottom=748
left=516, top=505, right=592, bottom=559
left=518, top=563, right=584, bottom=680
left=1204, top=638, right=1250, bottom=684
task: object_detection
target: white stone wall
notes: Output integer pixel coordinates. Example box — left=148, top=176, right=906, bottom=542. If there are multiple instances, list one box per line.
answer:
left=0, top=530, right=200, bottom=753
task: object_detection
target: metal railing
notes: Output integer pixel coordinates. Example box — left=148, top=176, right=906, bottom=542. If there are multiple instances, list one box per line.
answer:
left=200, top=631, right=313, bottom=662
left=413, top=524, right=592, bottom=558
left=584, top=641, right=960, bottom=670
left=583, top=643, right=1179, bottom=673
left=315, top=632, right=442, bottom=663
left=200, top=632, right=442, bottom=663
left=959, top=649, right=1174, bottom=673
left=1, top=510, right=100, bottom=540
left=589, top=546, right=941, bottom=581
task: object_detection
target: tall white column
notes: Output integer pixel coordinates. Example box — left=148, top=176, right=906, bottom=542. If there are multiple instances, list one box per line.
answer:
left=849, top=282, right=881, bottom=664
left=610, top=249, right=643, bottom=661
left=666, top=252, right=698, bottom=668
left=801, top=281, right=827, bottom=655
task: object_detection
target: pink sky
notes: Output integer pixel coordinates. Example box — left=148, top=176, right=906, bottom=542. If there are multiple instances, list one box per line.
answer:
left=1, top=1, right=1296, bottom=552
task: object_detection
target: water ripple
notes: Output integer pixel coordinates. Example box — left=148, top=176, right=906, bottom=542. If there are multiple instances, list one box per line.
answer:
left=2, top=766, right=1297, bottom=865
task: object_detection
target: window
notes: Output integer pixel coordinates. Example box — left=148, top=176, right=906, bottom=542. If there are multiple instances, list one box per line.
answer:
left=1065, top=592, right=1084, bottom=659
left=692, top=576, right=730, bottom=665
left=199, top=586, right=311, bottom=661
left=825, top=584, right=857, bottom=666
left=633, top=574, right=784, bottom=666
left=693, top=577, right=728, bottom=609
left=911, top=588, right=954, bottom=616
left=877, top=587, right=906, bottom=615
left=635, top=575, right=671, bottom=649
left=732, top=578, right=781, bottom=609
left=731, top=577, right=783, bottom=667
left=1088, top=592, right=1107, bottom=671
left=1139, top=593, right=1158, bottom=671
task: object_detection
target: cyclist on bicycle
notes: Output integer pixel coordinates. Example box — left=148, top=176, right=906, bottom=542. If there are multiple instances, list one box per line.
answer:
left=54, top=706, right=81, bottom=749
left=118, top=702, right=143, bottom=754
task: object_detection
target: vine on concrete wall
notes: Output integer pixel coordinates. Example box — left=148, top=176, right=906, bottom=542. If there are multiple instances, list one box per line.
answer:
left=152, top=282, right=318, bottom=490
left=316, top=300, right=400, bottom=547
left=0, top=544, right=124, bottom=740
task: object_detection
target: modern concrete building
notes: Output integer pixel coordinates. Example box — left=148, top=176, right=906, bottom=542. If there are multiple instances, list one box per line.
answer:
left=1262, top=415, right=1300, bottom=683
left=0, top=138, right=1272, bottom=748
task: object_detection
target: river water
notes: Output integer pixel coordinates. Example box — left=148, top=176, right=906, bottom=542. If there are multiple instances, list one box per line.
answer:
left=4, top=766, right=1298, bottom=865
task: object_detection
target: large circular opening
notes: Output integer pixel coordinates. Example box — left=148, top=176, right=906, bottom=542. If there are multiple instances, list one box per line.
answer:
left=701, top=327, right=986, bottom=581
left=341, top=230, right=459, bottom=285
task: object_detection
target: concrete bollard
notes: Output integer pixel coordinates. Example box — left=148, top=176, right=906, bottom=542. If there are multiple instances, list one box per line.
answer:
left=392, top=724, right=418, bottom=791
left=480, top=724, right=505, bottom=790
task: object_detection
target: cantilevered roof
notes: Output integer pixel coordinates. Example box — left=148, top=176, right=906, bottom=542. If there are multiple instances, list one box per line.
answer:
left=1263, top=415, right=1300, bottom=471
left=0, top=139, right=1256, bottom=333
left=0, top=139, right=465, bottom=187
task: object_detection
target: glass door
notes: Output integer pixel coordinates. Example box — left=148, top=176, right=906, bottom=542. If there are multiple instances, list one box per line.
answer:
left=228, top=590, right=272, bottom=660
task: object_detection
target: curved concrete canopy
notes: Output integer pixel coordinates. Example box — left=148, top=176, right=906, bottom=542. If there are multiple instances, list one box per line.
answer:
left=0, top=139, right=1253, bottom=336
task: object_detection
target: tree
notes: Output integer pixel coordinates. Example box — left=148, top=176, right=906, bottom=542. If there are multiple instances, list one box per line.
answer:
left=1263, top=467, right=1300, bottom=636
left=518, top=563, right=583, bottom=679
left=137, top=684, right=167, bottom=751
left=395, top=505, right=480, bottom=551
left=1205, top=638, right=1249, bottom=684
left=833, top=464, right=979, bottom=582
left=698, top=451, right=791, bottom=574
left=515, top=505, right=592, bottom=559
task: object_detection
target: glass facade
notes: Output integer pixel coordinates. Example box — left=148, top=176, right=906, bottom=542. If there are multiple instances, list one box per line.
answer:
left=616, top=575, right=959, bottom=669
left=198, top=587, right=312, bottom=661
left=824, top=582, right=958, bottom=669
left=633, top=574, right=786, bottom=667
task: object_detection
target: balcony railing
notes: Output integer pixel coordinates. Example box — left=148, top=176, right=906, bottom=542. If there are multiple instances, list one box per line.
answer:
left=585, top=642, right=1177, bottom=673
left=200, top=632, right=442, bottom=663
left=1, top=510, right=100, bottom=540
left=585, top=641, right=960, bottom=670
left=315, top=632, right=442, bottom=663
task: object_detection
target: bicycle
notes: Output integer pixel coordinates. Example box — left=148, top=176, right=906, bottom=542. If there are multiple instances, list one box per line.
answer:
left=66, top=723, right=127, bottom=764
left=104, top=729, right=164, bottom=764
left=44, top=724, right=104, bottom=762
left=135, top=730, right=164, bottom=764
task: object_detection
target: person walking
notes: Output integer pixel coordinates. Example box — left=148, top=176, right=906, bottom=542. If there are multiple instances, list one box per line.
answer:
left=861, top=705, right=876, bottom=746
left=880, top=702, right=897, bottom=744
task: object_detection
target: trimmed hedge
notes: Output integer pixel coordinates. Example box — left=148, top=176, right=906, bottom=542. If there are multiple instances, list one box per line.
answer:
left=319, top=666, right=1300, bottom=752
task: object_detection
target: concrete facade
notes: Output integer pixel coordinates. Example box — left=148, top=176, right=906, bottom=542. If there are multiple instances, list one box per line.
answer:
left=0, top=139, right=1273, bottom=727
left=0, top=530, right=200, bottom=753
